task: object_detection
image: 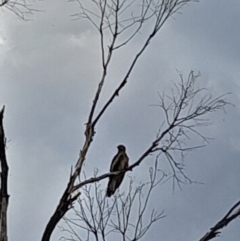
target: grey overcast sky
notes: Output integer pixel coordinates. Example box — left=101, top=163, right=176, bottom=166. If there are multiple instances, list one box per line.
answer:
left=1, top=0, right=240, bottom=240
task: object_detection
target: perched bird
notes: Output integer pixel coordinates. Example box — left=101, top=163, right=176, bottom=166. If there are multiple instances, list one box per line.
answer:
left=106, top=145, right=129, bottom=197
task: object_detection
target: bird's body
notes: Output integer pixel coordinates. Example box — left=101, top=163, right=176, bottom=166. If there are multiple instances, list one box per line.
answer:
left=106, top=145, right=129, bottom=197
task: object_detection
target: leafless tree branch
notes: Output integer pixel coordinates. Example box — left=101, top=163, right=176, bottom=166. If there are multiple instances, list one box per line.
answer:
left=0, top=0, right=41, bottom=20
left=199, top=200, right=240, bottom=241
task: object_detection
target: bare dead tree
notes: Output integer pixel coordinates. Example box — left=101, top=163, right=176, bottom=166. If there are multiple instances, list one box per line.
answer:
left=0, top=1, right=40, bottom=240
left=60, top=158, right=165, bottom=241
left=199, top=200, right=240, bottom=241
left=60, top=69, right=234, bottom=241
left=41, top=1, right=204, bottom=240
left=0, top=106, right=9, bottom=241
left=0, top=1, right=37, bottom=240
left=60, top=71, right=231, bottom=241
left=0, top=0, right=40, bottom=20
left=37, top=0, right=234, bottom=241
left=43, top=68, right=229, bottom=241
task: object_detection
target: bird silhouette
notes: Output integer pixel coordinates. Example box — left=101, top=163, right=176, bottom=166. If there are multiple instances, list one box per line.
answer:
left=106, top=145, right=129, bottom=197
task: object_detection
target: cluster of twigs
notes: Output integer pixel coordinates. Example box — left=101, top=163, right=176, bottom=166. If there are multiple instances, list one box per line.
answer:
left=60, top=159, right=165, bottom=241
left=199, top=200, right=240, bottom=241
left=0, top=0, right=40, bottom=20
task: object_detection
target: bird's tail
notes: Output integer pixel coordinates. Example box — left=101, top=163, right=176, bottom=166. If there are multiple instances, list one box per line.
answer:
left=106, top=179, right=116, bottom=197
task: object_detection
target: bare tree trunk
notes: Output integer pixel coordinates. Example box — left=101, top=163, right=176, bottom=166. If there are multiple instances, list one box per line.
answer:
left=0, top=106, right=9, bottom=241
left=40, top=1, right=229, bottom=240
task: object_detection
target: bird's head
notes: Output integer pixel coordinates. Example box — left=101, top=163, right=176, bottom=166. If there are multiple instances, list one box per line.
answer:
left=117, top=145, right=126, bottom=151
